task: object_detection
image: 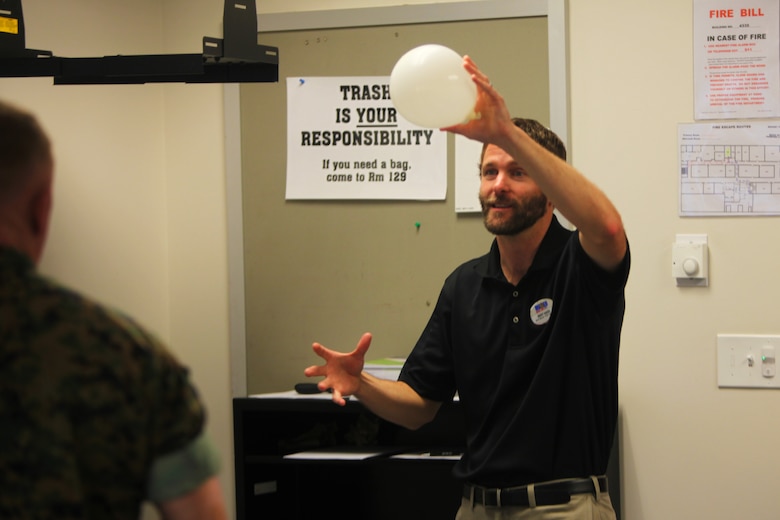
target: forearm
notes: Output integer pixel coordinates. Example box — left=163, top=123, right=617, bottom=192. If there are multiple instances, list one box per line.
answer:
left=499, top=126, right=627, bottom=268
left=455, top=54, right=624, bottom=255
left=354, top=372, right=441, bottom=430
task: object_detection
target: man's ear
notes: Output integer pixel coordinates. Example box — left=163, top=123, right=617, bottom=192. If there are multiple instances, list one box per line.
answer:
left=28, top=181, right=53, bottom=262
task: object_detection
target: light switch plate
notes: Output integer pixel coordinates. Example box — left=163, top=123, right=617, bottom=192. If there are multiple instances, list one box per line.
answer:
left=717, top=334, right=780, bottom=388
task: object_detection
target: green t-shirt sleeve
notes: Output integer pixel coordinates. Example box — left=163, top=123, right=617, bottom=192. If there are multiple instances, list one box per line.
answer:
left=146, top=431, right=221, bottom=503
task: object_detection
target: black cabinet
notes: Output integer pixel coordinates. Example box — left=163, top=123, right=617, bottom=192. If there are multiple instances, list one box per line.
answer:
left=233, top=395, right=621, bottom=520
left=233, top=395, right=466, bottom=520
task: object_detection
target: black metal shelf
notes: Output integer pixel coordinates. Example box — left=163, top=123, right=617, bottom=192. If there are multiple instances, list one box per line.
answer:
left=0, top=0, right=278, bottom=84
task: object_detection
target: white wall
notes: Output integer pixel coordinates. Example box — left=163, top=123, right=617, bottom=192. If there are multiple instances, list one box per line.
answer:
left=257, top=0, right=471, bottom=13
left=569, top=1, right=780, bottom=519
left=159, top=2, right=234, bottom=520
left=8, top=1, right=169, bottom=333
left=0, top=1, right=234, bottom=519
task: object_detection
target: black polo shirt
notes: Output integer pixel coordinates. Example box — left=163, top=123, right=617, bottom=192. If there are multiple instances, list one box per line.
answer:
left=399, top=216, right=630, bottom=487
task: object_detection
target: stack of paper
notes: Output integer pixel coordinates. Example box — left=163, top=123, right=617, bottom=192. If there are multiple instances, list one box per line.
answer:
left=283, top=446, right=404, bottom=460
left=364, top=357, right=405, bottom=381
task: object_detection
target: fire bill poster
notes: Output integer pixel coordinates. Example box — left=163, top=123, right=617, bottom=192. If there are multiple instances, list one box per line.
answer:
left=285, top=76, right=447, bottom=200
left=693, top=0, right=780, bottom=120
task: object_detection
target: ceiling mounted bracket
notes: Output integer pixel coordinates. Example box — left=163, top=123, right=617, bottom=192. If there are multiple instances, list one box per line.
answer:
left=0, top=0, right=278, bottom=84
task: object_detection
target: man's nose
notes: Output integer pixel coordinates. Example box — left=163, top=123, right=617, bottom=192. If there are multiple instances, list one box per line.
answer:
left=493, top=170, right=510, bottom=191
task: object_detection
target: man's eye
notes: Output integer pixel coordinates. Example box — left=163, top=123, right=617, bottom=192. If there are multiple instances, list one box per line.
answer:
left=482, top=169, right=497, bottom=178
left=511, top=169, right=525, bottom=178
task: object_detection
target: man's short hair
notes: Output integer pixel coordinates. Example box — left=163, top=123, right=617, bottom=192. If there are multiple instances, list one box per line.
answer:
left=480, top=118, right=567, bottom=165
left=0, top=100, right=52, bottom=198
left=510, top=118, right=566, bottom=161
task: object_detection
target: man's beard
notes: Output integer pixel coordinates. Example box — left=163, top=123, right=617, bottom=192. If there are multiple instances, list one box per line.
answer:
left=480, top=192, right=548, bottom=236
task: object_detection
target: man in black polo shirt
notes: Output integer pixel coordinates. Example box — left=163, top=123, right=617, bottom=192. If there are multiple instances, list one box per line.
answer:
left=305, top=56, right=629, bottom=519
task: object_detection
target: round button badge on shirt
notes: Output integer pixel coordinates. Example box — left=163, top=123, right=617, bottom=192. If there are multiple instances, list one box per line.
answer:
left=530, top=298, right=554, bottom=325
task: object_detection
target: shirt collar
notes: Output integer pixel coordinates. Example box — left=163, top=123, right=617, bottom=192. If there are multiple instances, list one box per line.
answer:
left=477, top=215, right=573, bottom=281
left=0, top=245, right=35, bottom=276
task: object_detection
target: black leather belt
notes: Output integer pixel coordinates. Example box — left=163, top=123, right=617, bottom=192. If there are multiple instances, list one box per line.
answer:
left=463, top=476, right=608, bottom=507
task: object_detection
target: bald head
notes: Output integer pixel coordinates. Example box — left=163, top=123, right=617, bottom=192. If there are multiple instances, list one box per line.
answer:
left=0, top=100, right=54, bottom=263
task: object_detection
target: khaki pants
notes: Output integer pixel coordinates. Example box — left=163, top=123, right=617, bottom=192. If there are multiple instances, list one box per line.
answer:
left=456, top=488, right=616, bottom=520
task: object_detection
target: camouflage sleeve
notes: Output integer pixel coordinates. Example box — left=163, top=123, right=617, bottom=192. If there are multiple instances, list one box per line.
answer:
left=144, top=343, right=206, bottom=457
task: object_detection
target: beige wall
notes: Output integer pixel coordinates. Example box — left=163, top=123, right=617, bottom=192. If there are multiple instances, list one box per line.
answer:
left=5, top=1, right=780, bottom=519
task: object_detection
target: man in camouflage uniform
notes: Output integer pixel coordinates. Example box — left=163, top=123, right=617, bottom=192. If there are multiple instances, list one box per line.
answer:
left=0, top=100, right=227, bottom=519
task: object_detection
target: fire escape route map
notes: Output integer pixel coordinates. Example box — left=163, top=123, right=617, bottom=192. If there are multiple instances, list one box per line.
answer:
left=679, top=121, right=780, bottom=215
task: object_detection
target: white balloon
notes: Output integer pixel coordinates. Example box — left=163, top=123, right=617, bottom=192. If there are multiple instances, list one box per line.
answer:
left=389, top=44, right=477, bottom=129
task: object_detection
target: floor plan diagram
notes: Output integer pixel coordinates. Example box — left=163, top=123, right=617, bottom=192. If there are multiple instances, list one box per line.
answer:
left=679, top=122, right=780, bottom=215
